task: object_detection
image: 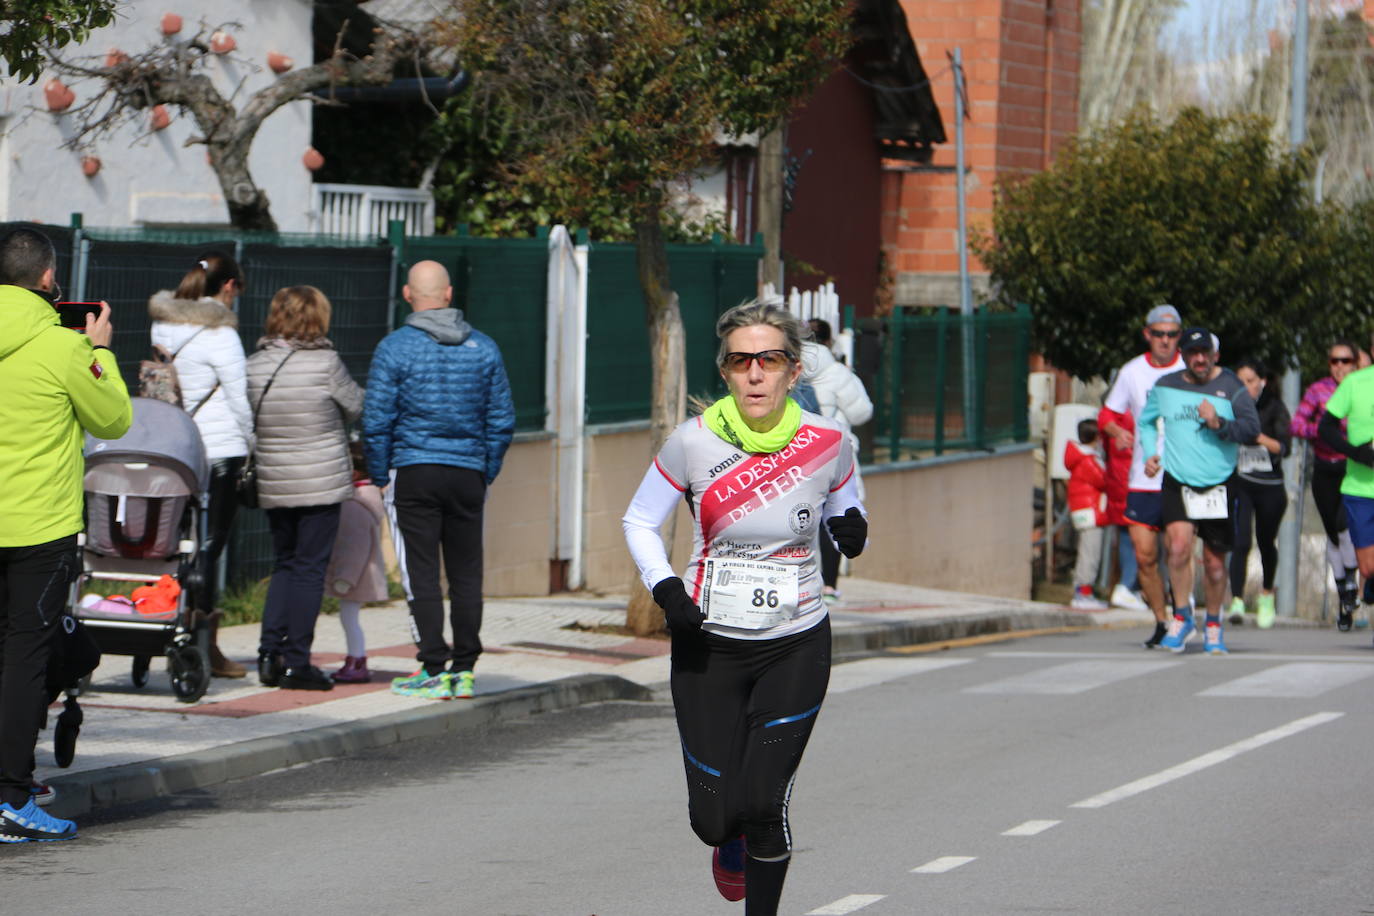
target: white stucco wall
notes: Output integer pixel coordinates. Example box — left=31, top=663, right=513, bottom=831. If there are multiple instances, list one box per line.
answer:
left=0, top=0, right=314, bottom=230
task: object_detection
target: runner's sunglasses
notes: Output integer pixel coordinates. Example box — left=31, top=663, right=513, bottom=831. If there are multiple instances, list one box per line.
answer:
left=722, top=349, right=795, bottom=372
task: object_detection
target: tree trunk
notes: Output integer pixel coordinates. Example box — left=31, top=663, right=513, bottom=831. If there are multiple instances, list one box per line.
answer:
left=208, top=140, right=277, bottom=232
left=625, top=196, right=687, bottom=636
left=757, top=127, right=784, bottom=295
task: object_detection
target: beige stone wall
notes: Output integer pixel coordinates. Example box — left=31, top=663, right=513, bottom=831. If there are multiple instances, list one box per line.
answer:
left=482, top=436, right=556, bottom=596
left=850, top=448, right=1033, bottom=598
left=581, top=427, right=694, bottom=593
left=579, top=428, right=1033, bottom=600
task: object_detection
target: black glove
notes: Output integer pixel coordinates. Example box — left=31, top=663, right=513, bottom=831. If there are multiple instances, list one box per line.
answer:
left=1355, top=443, right=1374, bottom=468
left=652, top=577, right=705, bottom=635
left=826, top=507, right=868, bottom=558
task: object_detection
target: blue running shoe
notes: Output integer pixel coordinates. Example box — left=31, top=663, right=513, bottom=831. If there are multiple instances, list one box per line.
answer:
left=390, top=669, right=452, bottom=699
left=1159, top=614, right=1196, bottom=653
left=1204, top=623, right=1229, bottom=655
left=0, top=799, right=77, bottom=842
left=712, top=835, right=746, bottom=901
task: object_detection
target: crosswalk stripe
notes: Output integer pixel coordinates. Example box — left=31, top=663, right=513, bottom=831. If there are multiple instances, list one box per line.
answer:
left=1198, top=662, right=1374, bottom=697
left=806, top=894, right=887, bottom=914
left=828, top=657, right=972, bottom=695
left=1002, top=819, right=1060, bottom=836
left=1070, top=711, right=1344, bottom=808
left=912, top=856, right=976, bottom=874
left=964, top=659, right=1180, bottom=695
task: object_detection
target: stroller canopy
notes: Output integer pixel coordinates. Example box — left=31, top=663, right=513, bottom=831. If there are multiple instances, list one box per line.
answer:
left=85, top=397, right=210, bottom=494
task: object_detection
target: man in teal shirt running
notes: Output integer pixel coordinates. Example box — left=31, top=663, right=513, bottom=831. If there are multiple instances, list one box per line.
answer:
left=1139, top=328, right=1260, bottom=654
left=1318, top=359, right=1374, bottom=646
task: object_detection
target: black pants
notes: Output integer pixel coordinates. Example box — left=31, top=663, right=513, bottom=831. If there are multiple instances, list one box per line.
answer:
left=390, top=464, right=487, bottom=673
left=0, top=536, right=76, bottom=808
left=198, top=457, right=244, bottom=614
left=259, top=504, right=341, bottom=670
left=1312, top=458, right=1348, bottom=546
left=1230, top=478, right=1286, bottom=595
left=670, top=617, right=830, bottom=861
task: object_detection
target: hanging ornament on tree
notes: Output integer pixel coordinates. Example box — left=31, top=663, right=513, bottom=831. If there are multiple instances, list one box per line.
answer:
left=45, top=78, right=75, bottom=112
left=210, top=31, right=237, bottom=54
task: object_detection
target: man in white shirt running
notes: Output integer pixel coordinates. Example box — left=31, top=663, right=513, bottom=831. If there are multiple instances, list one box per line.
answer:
left=1100, top=304, right=1183, bottom=648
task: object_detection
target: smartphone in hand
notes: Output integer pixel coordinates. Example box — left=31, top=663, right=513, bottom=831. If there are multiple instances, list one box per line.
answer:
left=55, top=301, right=105, bottom=331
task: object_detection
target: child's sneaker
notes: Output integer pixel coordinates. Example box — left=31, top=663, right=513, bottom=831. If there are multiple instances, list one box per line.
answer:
left=0, top=799, right=77, bottom=842
left=390, top=669, right=451, bottom=699
left=29, top=780, right=55, bottom=807
left=451, top=670, right=475, bottom=699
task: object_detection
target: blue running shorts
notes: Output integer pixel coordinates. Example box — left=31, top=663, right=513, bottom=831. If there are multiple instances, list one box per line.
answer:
left=1343, top=495, right=1374, bottom=549
left=1124, top=489, right=1163, bottom=531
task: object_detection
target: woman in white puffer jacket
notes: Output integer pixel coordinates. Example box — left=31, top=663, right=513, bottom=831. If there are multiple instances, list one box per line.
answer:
left=148, top=252, right=254, bottom=678
left=801, top=319, right=873, bottom=601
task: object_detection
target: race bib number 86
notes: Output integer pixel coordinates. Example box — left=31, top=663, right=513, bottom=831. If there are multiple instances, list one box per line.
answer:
left=699, top=558, right=799, bottom=629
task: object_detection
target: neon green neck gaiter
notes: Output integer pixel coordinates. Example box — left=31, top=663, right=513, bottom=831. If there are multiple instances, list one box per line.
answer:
left=702, top=395, right=801, bottom=454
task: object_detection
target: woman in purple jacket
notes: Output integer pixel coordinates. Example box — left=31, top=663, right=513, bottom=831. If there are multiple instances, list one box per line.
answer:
left=1291, top=339, right=1362, bottom=629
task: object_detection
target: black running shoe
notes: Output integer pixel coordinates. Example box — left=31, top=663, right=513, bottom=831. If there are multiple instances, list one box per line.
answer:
left=1142, top=622, right=1168, bottom=649
left=1339, top=588, right=1357, bottom=632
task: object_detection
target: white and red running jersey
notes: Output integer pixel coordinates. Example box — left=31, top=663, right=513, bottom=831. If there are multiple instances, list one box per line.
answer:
left=1103, top=351, right=1182, bottom=492
left=624, top=412, right=862, bottom=641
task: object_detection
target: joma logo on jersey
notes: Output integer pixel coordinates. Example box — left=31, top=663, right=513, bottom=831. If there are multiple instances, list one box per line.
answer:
left=708, top=453, right=743, bottom=478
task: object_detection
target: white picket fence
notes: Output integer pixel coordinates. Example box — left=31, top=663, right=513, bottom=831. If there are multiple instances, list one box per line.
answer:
left=761, top=280, right=852, bottom=364
left=309, top=183, right=435, bottom=238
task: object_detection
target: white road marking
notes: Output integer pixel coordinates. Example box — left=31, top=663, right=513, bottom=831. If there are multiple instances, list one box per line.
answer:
left=964, top=659, right=1180, bottom=695
left=805, top=894, right=887, bottom=914
left=1002, top=819, right=1061, bottom=836
left=911, top=856, right=977, bottom=873
left=828, top=657, right=972, bottom=694
left=989, top=650, right=1374, bottom=664
left=1198, top=662, right=1374, bottom=697
left=1071, top=711, right=1344, bottom=809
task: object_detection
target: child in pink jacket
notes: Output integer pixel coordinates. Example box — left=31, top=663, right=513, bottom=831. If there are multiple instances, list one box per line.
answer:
left=326, top=447, right=389, bottom=683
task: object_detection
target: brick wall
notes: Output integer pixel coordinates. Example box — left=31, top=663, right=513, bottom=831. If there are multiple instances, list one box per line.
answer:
left=886, top=0, right=1080, bottom=309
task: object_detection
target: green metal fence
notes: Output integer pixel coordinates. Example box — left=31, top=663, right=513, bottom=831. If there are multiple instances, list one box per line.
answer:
left=874, top=304, right=1031, bottom=460
left=5, top=217, right=765, bottom=584
left=585, top=237, right=764, bottom=425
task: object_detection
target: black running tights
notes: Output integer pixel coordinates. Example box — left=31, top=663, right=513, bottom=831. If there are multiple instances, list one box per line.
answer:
left=671, top=616, right=830, bottom=913
left=1230, top=479, right=1286, bottom=595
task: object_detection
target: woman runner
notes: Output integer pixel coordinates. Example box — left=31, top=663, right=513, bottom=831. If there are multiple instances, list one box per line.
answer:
left=622, top=300, right=867, bottom=915
left=1291, top=340, right=1362, bottom=629
left=1227, top=359, right=1290, bottom=628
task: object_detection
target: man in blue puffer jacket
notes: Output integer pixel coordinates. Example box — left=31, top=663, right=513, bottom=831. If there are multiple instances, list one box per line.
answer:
left=363, top=260, right=515, bottom=700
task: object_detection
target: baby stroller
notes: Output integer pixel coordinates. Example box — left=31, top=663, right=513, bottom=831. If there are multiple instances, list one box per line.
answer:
left=72, top=397, right=213, bottom=703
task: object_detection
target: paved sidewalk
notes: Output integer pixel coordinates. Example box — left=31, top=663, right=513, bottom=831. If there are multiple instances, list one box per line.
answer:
left=38, top=578, right=1133, bottom=817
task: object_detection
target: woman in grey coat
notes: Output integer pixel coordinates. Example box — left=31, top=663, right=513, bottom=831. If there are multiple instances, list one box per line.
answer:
left=246, top=286, right=364, bottom=691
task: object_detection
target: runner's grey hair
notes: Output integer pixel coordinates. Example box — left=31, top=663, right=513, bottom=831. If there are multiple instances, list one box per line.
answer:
left=715, top=299, right=804, bottom=369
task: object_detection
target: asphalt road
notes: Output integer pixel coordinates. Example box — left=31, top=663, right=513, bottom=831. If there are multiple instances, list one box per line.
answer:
left=7, top=623, right=1374, bottom=915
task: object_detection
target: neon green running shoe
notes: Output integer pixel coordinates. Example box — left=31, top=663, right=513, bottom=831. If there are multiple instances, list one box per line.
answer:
left=1256, top=592, right=1276, bottom=630
left=451, top=670, right=475, bottom=699
left=1227, top=596, right=1246, bottom=626
left=391, top=669, right=452, bottom=699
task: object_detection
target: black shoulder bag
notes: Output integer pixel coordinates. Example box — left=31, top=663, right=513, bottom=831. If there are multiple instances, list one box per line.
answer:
left=237, top=350, right=295, bottom=509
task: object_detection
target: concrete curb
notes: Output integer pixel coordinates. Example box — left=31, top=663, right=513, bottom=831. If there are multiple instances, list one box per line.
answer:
left=48, top=673, right=653, bottom=818
left=830, top=606, right=1093, bottom=654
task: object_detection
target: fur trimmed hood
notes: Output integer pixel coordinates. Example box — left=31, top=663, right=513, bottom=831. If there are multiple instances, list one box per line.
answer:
left=148, top=290, right=239, bottom=329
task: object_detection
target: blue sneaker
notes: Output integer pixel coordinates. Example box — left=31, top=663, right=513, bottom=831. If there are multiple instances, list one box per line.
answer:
left=0, top=799, right=77, bottom=842
left=1160, top=614, right=1196, bottom=653
left=1204, top=622, right=1229, bottom=655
